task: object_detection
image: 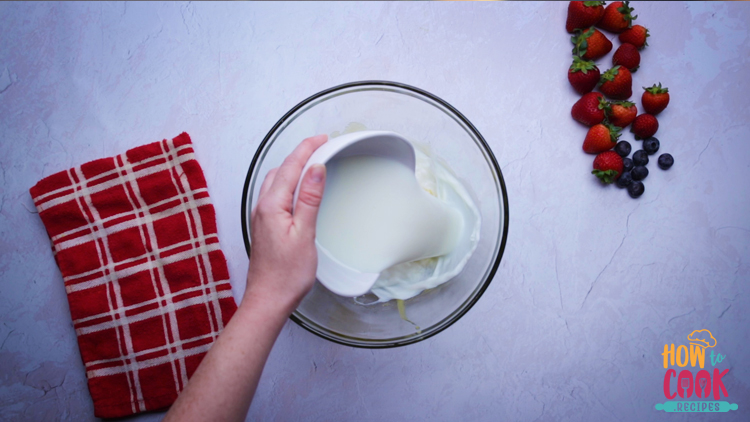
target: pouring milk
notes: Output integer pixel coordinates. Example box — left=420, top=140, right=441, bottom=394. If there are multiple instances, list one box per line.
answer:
left=316, top=154, right=463, bottom=273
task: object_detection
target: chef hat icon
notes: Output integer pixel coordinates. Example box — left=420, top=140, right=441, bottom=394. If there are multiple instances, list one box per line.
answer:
left=687, top=329, right=717, bottom=348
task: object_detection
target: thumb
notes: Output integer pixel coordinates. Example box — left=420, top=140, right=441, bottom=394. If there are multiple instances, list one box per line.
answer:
left=293, top=164, right=326, bottom=236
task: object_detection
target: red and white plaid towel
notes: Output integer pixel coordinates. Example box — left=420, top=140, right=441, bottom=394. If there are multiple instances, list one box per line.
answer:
left=30, top=132, right=237, bottom=418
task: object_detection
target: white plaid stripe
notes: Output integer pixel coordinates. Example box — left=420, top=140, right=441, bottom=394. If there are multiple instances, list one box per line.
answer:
left=51, top=187, right=209, bottom=247
left=76, top=289, right=233, bottom=335
left=63, top=168, right=136, bottom=412
left=32, top=143, right=194, bottom=209
left=64, top=242, right=223, bottom=293
left=112, top=149, right=188, bottom=396
left=87, top=342, right=214, bottom=379
left=61, top=230, right=218, bottom=285
left=72, top=270, right=226, bottom=327
left=103, top=266, right=138, bottom=414
left=32, top=147, right=177, bottom=203
left=112, top=147, right=183, bottom=392
left=85, top=331, right=220, bottom=368
left=166, top=140, right=224, bottom=338
left=70, top=166, right=145, bottom=413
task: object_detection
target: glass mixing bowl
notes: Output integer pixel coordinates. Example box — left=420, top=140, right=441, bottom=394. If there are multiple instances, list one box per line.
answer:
left=241, top=81, right=508, bottom=348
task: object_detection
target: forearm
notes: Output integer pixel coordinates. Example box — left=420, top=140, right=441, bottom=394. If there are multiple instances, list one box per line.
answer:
left=164, top=282, right=291, bottom=422
left=165, top=135, right=325, bottom=421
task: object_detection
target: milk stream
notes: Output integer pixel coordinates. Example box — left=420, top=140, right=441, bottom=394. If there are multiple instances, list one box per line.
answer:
left=316, top=154, right=463, bottom=274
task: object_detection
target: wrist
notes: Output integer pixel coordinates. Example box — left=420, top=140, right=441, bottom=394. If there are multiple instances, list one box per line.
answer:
left=241, top=273, right=302, bottom=318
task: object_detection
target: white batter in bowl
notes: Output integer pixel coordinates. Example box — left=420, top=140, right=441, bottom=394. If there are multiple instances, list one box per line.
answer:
left=241, top=81, right=508, bottom=348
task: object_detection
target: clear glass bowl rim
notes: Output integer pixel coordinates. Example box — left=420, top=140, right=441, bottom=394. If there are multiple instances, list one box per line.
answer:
left=240, top=80, right=510, bottom=348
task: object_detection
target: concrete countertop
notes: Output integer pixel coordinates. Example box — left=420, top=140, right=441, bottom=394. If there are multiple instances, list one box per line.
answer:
left=1, top=1, right=748, bottom=421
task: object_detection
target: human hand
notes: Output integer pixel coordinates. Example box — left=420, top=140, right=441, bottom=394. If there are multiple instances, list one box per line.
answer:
left=166, top=135, right=327, bottom=421
left=244, top=134, right=328, bottom=314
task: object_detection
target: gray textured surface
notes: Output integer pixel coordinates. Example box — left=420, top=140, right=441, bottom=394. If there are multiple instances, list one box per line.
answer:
left=1, top=1, right=749, bottom=421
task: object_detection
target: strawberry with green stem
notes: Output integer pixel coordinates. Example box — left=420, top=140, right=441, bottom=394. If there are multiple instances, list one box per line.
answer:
left=619, top=25, right=649, bottom=49
left=583, top=123, right=621, bottom=154
left=631, top=113, right=659, bottom=140
left=597, top=1, right=637, bottom=34
left=571, top=27, right=613, bottom=61
left=566, top=1, right=606, bottom=33
left=572, top=91, right=609, bottom=127
left=607, top=100, right=637, bottom=128
left=592, top=151, right=624, bottom=184
left=568, top=56, right=601, bottom=94
left=599, top=65, right=632, bottom=100
left=642, top=83, right=670, bottom=115
left=612, top=43, right=640, bottom=72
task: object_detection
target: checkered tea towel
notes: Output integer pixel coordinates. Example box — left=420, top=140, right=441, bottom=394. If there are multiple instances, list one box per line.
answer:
left=29, top=132, right=237, bottom=418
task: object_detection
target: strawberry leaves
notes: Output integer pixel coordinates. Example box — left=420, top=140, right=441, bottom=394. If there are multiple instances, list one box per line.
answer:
left=644, top=82, right=668, bottom=94
left=571, top=27, right=595, bottom=57
left=617, top=1, right=637, bottom=27
left=592, top=169, right=620, bottom=184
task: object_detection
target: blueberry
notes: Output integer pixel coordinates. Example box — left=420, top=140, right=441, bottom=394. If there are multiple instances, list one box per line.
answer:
left=622, top=157, right=634, bottom=173
left=628, top=181, right=645, bottom=198
left=631, top=165, right=649, bottom=181
left=615, top=141, right=632, bottom=157
left=633, top=150, right=649, bottom=166
left=616, top=172, right=633, bottom=188
left=658, top=153, right=674, bottom=170
left=643, top=137, right=660, bottom=155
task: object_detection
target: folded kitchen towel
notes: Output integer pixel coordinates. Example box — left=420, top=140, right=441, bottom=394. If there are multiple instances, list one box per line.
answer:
left=29, top=132, right=237, bottom=418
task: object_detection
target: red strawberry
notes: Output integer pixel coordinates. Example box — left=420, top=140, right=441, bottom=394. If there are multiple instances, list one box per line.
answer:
left=599, top=65, right=632, bottom=100
left=592, top=151, right=624, bottom=183
left=583, top=123, right=621, bottom=154
left=631, top=113, right=659, bottom=140
left=612, top=43, right=640, bottom=72
left=568, top=57, right=600, bottom=95
left=597, top=1, right=636, bottom=33
left=608, top=100, right=637, bottom=128
left=571, top=27, right=613, bottom=61
left=642, top=83, right=670, bottom=115
left=566, top=1, right=606, bottom=33
left=619, top=25, right=649, bottom=49
left=571, top=92, right=608, bottom=127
